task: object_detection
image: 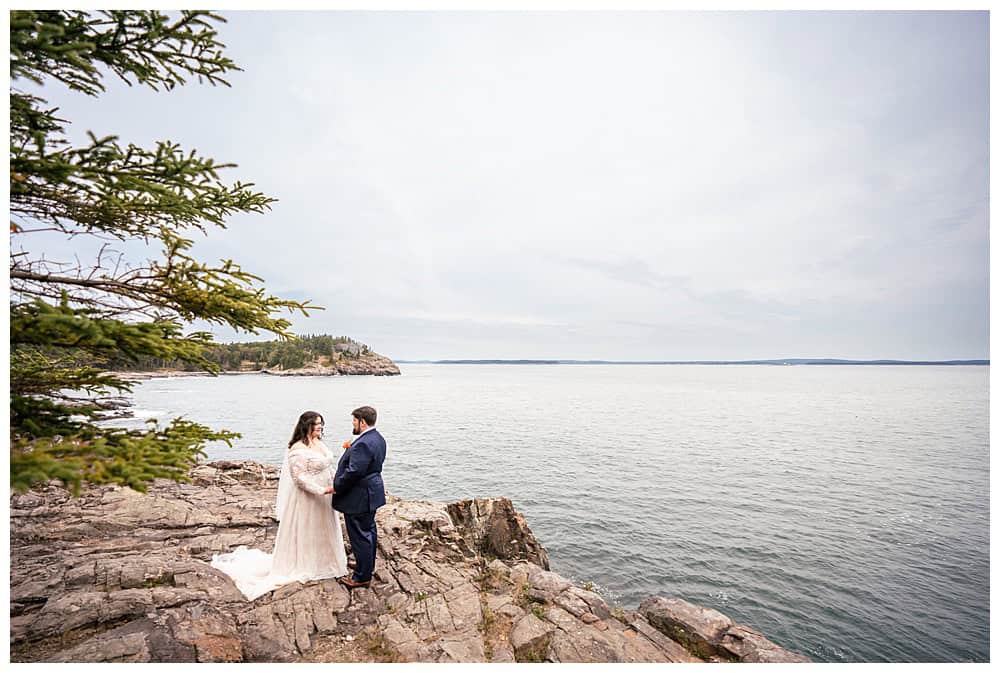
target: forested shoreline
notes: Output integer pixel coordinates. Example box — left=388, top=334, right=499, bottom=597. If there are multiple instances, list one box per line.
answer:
left=105, top=335, right=372, bottom=372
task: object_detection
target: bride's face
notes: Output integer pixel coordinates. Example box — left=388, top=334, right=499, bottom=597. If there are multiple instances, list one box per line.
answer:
left=308, top=417, right=324, bottom=441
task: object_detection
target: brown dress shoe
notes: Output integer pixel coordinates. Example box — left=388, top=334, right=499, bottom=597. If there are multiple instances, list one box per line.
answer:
left=338, top=576, right=371, bottom=589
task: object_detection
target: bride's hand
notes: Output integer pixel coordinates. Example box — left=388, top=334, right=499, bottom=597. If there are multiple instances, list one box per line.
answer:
left=323, top=487, right=335, bottom=495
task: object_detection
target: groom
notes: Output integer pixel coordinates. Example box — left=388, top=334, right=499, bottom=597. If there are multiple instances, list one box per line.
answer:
left=327, top=405, right=386, bottom=589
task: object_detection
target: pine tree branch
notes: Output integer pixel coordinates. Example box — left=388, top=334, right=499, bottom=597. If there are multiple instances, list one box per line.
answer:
left=9, top=9, right=326, bottom=495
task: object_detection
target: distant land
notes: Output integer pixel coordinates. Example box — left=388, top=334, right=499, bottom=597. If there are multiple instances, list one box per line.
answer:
left=395, top=358, right=989, bottom=366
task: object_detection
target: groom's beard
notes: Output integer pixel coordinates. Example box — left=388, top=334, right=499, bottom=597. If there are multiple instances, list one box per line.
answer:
left=352, top=427, right=360, bottom=435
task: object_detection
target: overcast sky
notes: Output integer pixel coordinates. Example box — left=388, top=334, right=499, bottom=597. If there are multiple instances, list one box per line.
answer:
left=26, top=10, right=989, bottom=360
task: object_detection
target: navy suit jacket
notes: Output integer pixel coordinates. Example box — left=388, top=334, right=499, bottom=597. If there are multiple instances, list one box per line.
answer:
left=332, top=428, right=387, bottom=514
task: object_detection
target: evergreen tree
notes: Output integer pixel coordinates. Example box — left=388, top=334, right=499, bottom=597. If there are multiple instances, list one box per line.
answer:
left=9, top=10, right=320, bottom=494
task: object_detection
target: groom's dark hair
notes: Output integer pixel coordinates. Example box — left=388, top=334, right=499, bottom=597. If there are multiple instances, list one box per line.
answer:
left=352, top=406, right=377, bottom=426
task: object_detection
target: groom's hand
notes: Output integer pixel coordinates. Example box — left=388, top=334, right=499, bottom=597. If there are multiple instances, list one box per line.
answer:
left=323, top=487, right=335, bottom=495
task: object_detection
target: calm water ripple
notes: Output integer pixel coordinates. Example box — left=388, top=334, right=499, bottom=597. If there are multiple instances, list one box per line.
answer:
left=113, top=364, right=988, bottom=662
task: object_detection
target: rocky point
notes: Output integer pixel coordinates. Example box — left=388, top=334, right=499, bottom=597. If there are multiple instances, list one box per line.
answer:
left=9, top=461, right=809, bottom=663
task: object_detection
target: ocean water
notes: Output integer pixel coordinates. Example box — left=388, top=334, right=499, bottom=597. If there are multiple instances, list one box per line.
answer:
left=114, top=364, right=989, bottom=662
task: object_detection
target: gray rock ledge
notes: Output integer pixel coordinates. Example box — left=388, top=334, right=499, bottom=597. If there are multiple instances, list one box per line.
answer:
left=10, top=460, right=809, bottom=663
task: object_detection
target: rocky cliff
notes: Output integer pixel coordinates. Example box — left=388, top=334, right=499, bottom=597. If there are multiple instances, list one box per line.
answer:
left=262, top=351, right=400, bottom=376
left=10, top=461, right=809, bottom=663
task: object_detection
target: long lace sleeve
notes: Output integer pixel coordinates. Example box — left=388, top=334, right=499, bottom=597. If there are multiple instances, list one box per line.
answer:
left=288, top=451, right=328, bottom=496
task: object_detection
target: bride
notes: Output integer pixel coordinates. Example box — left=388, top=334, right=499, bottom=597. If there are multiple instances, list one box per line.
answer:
left=211, top=411, right=348, bottom=600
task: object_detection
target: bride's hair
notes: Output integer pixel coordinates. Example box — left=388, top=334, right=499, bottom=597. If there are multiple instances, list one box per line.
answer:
left=289, top=410, right=324, bottom=449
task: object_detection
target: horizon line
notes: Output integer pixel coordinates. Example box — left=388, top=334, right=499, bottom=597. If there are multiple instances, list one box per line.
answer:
left=393, top=358, right=989, bottom=365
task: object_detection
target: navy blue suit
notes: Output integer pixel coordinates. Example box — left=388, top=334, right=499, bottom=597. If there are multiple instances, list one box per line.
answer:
left=332, top=428, right=386, bottom=583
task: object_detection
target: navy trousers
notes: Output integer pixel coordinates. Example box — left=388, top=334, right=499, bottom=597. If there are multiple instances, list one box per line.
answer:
left=344, top=510, right=378, bottom=583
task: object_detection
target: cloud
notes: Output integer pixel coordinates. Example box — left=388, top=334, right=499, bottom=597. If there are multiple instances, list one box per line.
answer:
left=22, top=10, right=989, bottom=360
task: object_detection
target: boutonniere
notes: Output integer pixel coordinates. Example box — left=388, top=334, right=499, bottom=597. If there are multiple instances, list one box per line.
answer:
left=342, top=440, right=352, bottom=451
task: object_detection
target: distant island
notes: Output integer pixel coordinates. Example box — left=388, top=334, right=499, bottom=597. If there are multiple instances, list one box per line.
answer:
left=396, top=358, right=988, bottom=366
left=108, top=334, right=400, bottom=377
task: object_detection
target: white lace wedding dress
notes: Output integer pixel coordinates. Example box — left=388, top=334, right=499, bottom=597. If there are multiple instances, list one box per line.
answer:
left=211, top=441, right=348, bottom=600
